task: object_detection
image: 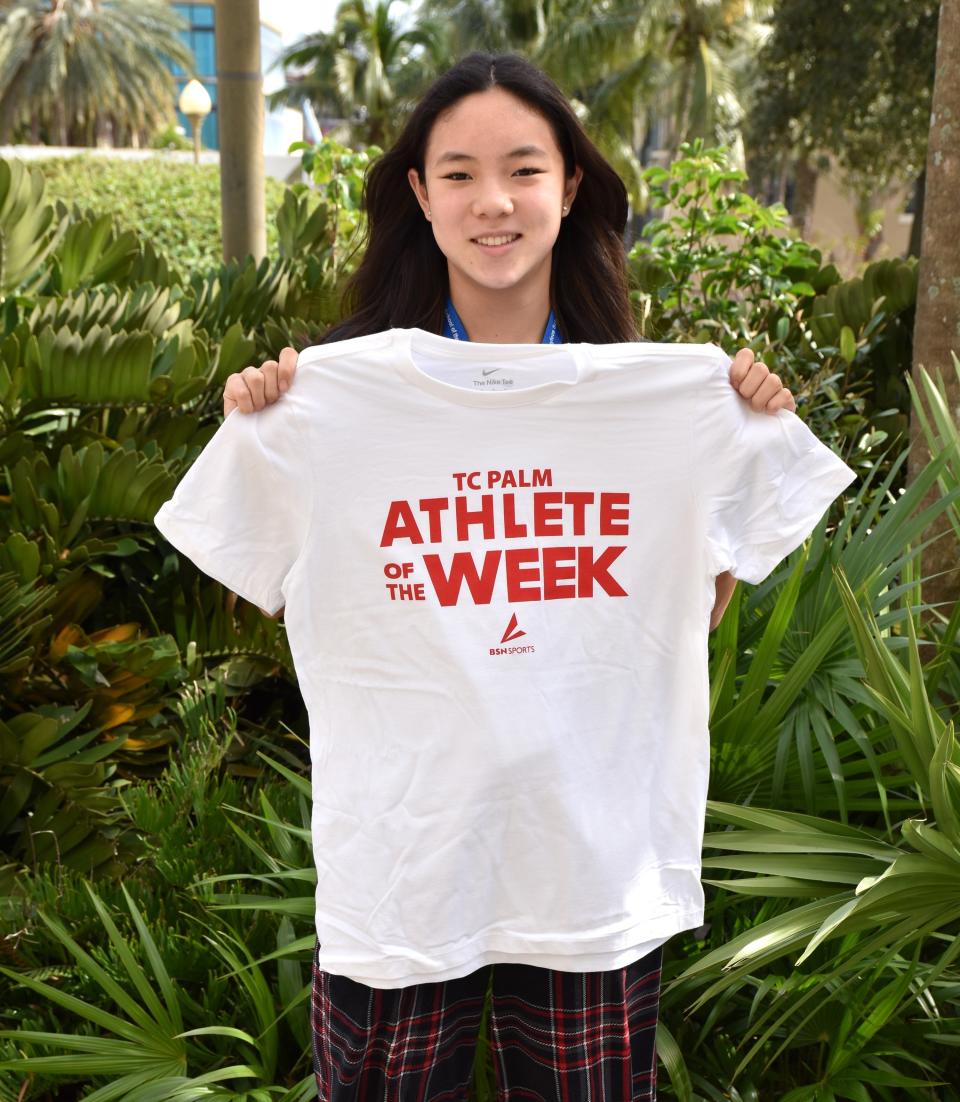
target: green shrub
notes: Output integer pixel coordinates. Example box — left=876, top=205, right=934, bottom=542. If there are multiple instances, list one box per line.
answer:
left=1, top=745, right=317, bottom=1101
left=149, top=125, right=192, bottom=153
left=35, top=155, right=301, bottom=275
left=629, top=140, right=917, bottom=480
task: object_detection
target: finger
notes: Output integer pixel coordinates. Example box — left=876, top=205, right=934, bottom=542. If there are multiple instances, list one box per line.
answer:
left=765, top=386, right=796, bottom=414
left=751, top=373, right=784, bottom=412
left=223, top=375, right=254, bottom=414
left=728, top=348, right=755, bottom=388
left=278, top=346, right=298, bottom=392
left=735, top=359, right=770, bottom=400
left=258, top=359, right=282, bottom=406
left=241, top=363, right=270, bottom=410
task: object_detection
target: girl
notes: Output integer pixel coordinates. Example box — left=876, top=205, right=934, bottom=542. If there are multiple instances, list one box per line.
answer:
left=206, top=52, right=838, bottom=1102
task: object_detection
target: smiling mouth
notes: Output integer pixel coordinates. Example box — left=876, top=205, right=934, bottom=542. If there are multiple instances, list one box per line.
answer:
left=473, top=233, right=522, bottom=247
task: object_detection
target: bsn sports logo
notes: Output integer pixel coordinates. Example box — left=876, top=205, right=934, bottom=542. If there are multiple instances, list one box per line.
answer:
left=500, top=612, right=525, bottom=643
left=490, top=612, right=535, bottom=656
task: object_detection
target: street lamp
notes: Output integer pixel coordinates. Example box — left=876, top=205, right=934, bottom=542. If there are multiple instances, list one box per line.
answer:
left=178, top=79, right=212, bottom=165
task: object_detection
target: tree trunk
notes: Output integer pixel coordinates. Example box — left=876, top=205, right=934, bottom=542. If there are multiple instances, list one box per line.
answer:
left=54, top=100, right=67, bottom=146
left=790, top=156, right=819, bottom=237
left=908, top=0, right=960, bottom=625
left=776, top=153, right=788, bottom=206
left=95, top=113, right=113, bottom=148
left=907, top=169, right=925, bottom=258
left=863, top=213, right=884, bottom=261
left=215, top=0, right=266, bottom=263
left=0, top=64, right=30, bottom=144
left=854, top=190, right=884, bottom=263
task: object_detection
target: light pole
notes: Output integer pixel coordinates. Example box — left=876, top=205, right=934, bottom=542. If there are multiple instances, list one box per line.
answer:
left=177, top=79, right=212, bottom=165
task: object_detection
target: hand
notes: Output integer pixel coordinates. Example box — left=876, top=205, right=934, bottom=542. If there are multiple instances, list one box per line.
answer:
left=729, top=349, right=796, bottom=414
left=223, top=346, right=299, bottom=417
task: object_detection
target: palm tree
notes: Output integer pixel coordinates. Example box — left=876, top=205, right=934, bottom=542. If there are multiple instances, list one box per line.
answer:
left=267, top=0, right=449, bottom=149
left=532, top=0, right=773, bottom=168
left=419, top=0, right=512, bottom=54
left=416, top=0, right=771, bottom=206
left=0, top=0, right=194, bottom=146
left=271, top=0, right=771, bottom=209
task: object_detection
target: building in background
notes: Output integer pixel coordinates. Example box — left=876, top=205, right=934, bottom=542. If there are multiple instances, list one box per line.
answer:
left=168, top=1, right=303, bottom=155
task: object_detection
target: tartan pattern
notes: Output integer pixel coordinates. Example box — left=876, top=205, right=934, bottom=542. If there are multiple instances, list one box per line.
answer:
left=311, top=940, right=664, bottom=1101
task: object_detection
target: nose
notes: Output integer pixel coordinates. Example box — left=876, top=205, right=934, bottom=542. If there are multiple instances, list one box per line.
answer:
left=471, top=185, right=514, bottom=219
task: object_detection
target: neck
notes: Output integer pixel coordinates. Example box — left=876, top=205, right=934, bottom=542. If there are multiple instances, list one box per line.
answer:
left=447, top=271, right=551, bottom=344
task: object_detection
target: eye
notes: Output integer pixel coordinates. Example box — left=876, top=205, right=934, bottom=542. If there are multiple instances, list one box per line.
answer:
left=441, top=168, right=544, bottom=181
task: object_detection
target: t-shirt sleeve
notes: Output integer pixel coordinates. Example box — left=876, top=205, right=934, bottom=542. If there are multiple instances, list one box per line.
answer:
left=695, top=347, right=857, bottom=585
left=153, top=401, right=310, bottom=615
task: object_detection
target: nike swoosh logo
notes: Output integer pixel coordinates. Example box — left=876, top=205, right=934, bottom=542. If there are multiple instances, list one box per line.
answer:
left=482, top=368, right=501, bottom=376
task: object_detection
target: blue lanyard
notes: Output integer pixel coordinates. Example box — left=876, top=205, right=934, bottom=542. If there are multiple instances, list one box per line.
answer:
left=441, top=296, right=563, bottom=344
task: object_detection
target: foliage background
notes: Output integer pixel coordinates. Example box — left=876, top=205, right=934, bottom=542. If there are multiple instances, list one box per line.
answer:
left=0, top=142, right=957, bottom=1101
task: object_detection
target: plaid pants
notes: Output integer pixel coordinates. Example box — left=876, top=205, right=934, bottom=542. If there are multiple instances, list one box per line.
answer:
left=311, top=940, right=664, bottom=1101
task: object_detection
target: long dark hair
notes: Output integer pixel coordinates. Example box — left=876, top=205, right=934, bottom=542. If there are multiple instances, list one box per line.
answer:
left=323, top=52, right=639, bottom=345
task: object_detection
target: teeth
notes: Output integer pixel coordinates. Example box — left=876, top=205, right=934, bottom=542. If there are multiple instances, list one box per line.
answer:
left=475, top=234, right=519, bottom=246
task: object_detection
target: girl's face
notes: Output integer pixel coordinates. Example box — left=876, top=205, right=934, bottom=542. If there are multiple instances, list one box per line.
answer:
left=407, top=87, right=582, bottom=299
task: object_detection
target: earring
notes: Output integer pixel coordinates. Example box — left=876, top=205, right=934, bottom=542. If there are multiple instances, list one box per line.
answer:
left=562, top=204, right=569, bottom=214
left=426, top=208, right=432, bottom=219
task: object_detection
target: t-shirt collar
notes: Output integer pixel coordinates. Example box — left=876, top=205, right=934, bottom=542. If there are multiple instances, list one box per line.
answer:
left=394, top=327, right=592, bottom=408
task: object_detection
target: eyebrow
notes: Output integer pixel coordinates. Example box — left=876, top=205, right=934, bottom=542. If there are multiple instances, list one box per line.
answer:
left=434, top=145, right=549, bottom=166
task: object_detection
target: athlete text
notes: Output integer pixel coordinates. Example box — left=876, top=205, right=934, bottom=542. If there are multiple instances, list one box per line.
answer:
left=380, top=491, right=630, bottom=547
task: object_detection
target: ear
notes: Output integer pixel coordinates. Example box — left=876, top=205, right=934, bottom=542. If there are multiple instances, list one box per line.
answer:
left=407, top=167, right=430, bottom=217
left=563, top=164, right=583, bottom=211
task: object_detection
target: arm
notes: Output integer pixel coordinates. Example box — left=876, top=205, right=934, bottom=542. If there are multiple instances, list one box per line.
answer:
left=709, top=570, right=738, bottom=631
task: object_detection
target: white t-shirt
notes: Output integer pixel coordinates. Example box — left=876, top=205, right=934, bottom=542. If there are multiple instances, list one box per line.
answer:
left=154, top=326, right=857, bottom=989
